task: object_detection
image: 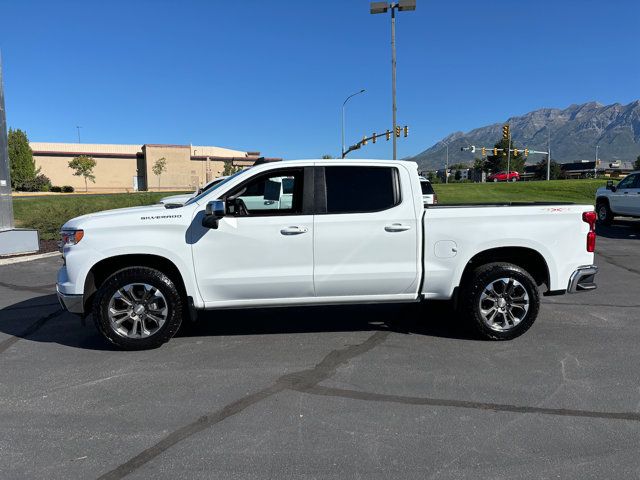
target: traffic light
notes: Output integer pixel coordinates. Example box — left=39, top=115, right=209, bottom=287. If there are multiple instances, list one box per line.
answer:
left=481, top=147, right=486, bottom=156
left=362, top=135, right=367, bottom=146
left=502, top=125, right=510, bottom=140
left=372, top=133, right=377, bottom=144
left=493, top=148, right=498, bottom=156
left=403, top=126, right=409, bottom=137
left=385, top=129, right=391, bottom=141
left=395, top=126, right=401, bottom=138
left=513, top=148, right=519, bottom=156
left=524, top=148, right=529, bottom=157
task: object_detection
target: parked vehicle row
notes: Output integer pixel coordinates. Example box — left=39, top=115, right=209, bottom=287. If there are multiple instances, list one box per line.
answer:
left=57, top=159, right=598, bottom=350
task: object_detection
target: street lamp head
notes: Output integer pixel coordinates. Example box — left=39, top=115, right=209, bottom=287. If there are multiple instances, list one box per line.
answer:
left=370, top=2, right=389, bottom=14
left=397, top=0, right=416, bottom=11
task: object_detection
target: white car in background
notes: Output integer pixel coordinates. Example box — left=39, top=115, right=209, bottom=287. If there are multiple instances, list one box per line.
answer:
left=595, top=171, right=640, bottom=224
left=420, top=176, right=437, bottom=205
left=159, top=176, right=228, bottom=205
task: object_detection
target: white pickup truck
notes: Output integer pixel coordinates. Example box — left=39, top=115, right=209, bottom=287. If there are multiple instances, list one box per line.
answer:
left=56, top=159, right=598, bottom=350
left=595, top=171, right=640, bottom=224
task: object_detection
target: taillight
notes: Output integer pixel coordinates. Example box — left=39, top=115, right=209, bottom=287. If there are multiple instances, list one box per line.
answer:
left=582, top=211, right=596, bottom=252
left=433, top=193, right=438, bottom=205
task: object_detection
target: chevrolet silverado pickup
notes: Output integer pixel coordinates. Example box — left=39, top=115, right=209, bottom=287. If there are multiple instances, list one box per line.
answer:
left=56, top=159, right=598, bottom=350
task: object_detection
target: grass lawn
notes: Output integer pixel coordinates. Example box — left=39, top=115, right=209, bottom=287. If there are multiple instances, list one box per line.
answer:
left=433, top=179, right=607, bottom=205
left=13, top=192, right=188, bottom=240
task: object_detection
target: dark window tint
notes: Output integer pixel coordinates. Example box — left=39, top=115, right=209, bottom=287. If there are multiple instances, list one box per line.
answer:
left=325, top=166, right=399, bottom=214
left=420, top=180, right=434, bottom=195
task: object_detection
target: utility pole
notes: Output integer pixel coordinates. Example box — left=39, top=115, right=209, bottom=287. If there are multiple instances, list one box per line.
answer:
left=506, top=124, right=511, bottom=178
left=341, top=89, right=365, bottom=158
left=594, top=145, right=599, bottom=178
left=76, top=126, right=82, bottom=143
left=546, top=126, right=551, bottom=181
left=445, top=142, right=449, bottom=184
left=370, top=1, right=416, bottom=160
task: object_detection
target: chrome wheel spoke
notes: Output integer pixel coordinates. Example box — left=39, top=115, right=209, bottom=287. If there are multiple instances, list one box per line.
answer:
left=108, top=283, right=168, bottom=340
left=478, top=277, right=530, bottom=332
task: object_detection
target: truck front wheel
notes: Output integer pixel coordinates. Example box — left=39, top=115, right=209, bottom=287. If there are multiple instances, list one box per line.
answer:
left=460, top=262, right=539, bottom=340
left=93, top=267, right=183, bottom=350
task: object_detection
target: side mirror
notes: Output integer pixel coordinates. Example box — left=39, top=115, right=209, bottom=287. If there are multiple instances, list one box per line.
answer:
left=202, top=200, right=226, bottom=229
left=606, top=180, right=613, bottom=190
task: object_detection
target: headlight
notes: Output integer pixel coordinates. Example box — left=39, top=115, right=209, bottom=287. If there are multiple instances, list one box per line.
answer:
left=59, top=229, right=84, bottom=250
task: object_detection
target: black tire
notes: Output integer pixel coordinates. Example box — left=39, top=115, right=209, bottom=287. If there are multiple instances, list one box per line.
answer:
left=93, top=267, right=183, bottom=350
left=596, top=200, right=613, bottom=225
left=459, top=262, right=540, bottom=340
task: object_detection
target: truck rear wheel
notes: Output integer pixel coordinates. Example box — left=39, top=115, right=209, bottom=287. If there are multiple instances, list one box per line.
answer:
left=93, top=267, right=183, bottom=350
left=596, top=200, right=613, bottom=225
left=460, top=262, right=539, bottom=340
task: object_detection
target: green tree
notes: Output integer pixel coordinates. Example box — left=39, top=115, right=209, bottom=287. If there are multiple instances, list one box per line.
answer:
left=152, top=157, right=167, bottom=189
left=322, top=154, right=333, bottom=159
left=534, top=156, right=562, bottom=180
left=7, top=128, right=37, bottom=189
left=454, top=170, right=462, bottom=181
left=223, top=161, right=241, bottom=176
left=472, top=158, right=488, bottom=172
left=485, top=138, right=525, bottom=174
left=635, top=155, right=640, bottom=170
left=68, top=155, right=96, bottom=192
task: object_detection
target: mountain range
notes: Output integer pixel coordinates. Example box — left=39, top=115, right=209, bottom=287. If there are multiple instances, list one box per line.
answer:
left=408, top=101, right=640, bottom=170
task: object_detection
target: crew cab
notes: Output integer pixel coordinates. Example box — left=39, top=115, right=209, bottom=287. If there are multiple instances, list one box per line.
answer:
left=419, top=176, right=437, bottom=205
left=487, top=171, right=520, bottom=182
left=595, top=171, right=640, bottom=224
left=56, top=159, right=598, bottom=350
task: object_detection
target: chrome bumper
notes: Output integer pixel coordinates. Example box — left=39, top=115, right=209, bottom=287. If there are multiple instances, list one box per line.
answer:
left=567, top=265, right=598, bottom=293
left=56, top=286, right=84, bottom=314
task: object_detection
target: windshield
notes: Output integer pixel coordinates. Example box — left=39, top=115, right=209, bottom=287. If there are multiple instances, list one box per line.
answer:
left=184, top=169, right=248, bottom=206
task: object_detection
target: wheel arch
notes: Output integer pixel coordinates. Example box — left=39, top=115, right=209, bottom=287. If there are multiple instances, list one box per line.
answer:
left=458, top=246, right=550, bottom=294
left=83, top=254, right=188, bottom=313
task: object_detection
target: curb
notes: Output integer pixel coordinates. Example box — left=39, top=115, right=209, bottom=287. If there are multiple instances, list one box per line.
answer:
left=0, top=251, right=61, bottom=266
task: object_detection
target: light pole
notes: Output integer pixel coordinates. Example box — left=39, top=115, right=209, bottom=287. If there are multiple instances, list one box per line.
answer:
left=595, top=145, right=599, bottom=178
left=546, top=126, right=551, bottom=181
left=76, top=126, right=82, bottom=143
left=444, top=142, right=449, bottom=184
left=370, top=0, right=416, bottom=160
left=341, top=89, right=365, bottom=158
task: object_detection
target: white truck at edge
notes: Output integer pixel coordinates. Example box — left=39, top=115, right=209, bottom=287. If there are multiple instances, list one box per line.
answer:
left=56, top=159, right=598, bottom=350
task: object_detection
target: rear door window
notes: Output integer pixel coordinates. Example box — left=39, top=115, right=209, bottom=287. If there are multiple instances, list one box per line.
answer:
left=420, top=181, right=434, bottom=195
left=324, top=166, right=400, bottom=214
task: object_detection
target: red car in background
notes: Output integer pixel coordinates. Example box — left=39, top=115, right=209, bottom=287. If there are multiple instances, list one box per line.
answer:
left=487, top=171, right=520, bottom=182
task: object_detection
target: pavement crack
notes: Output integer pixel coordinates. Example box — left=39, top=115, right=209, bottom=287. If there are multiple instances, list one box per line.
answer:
left=597, top=252, right=640, bottom=276
left=0, top=281, right=56, bottom=295
left=0, top=308, right=65, bottom=354
left=96, top=330, right=390, bottom=480
left=300, top=385, right=640, bottom=422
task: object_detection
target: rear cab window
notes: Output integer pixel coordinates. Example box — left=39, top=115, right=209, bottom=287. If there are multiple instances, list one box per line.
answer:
left=323, top=166, right=400, bottom=214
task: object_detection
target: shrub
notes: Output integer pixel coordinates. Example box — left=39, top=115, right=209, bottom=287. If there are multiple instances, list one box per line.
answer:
left=17, top=173, right=52, bottom=192
left=50, top=186, right=62, bottom=192
left=61, top=185, right=75, bottom=193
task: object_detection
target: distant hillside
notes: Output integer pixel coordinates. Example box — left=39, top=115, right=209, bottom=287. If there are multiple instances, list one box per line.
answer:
left=408, top=101, right=640, bottom=170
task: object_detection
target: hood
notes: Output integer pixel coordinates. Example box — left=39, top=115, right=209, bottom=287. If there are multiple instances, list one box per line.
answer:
left=62, top=203, right=187, bottom=230
left=159, top=193, right=193, bottom=204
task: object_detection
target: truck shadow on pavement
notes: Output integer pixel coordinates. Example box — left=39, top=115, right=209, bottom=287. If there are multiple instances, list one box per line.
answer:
left=596, top=219, right=640, bottom=240
left=0, top=295, right=475, bottom=351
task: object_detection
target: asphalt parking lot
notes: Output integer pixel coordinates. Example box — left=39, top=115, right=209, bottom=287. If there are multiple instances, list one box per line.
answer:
left=1, top=220, right=639, bottom=479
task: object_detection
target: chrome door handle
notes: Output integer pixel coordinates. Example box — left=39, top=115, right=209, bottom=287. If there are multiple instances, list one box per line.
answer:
left=385, top=223, right=411, bottom=232
left=280, top=226, right=308, bottom=235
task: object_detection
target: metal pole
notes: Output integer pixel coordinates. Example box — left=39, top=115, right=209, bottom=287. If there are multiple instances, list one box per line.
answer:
left=445, top=143, right=449, bottom=184
left=76, top=126, right=82, bottom=143
left=595, top=145, right=599, bottom=178
left=341, top=89, right=365, bottom=159
left=391, top=5, right=397, bottom=160
left=506, top=125, right=511, bottom=181
left=0, top=51, right=15, bottom=231
left=546, top=126, right=551, bottom=181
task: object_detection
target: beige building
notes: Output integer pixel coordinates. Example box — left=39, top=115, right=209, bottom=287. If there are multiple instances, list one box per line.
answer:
left=30, top=142, right=274, bottom=192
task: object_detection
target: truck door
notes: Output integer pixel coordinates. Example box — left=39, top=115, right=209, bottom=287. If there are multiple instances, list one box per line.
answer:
left=313, top=164, right=420, bottom=298
left=191, top=167, right=314, bottom=305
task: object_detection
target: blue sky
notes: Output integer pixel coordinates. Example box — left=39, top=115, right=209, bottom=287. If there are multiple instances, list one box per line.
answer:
left=1, top=0, right=638, bottom=159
